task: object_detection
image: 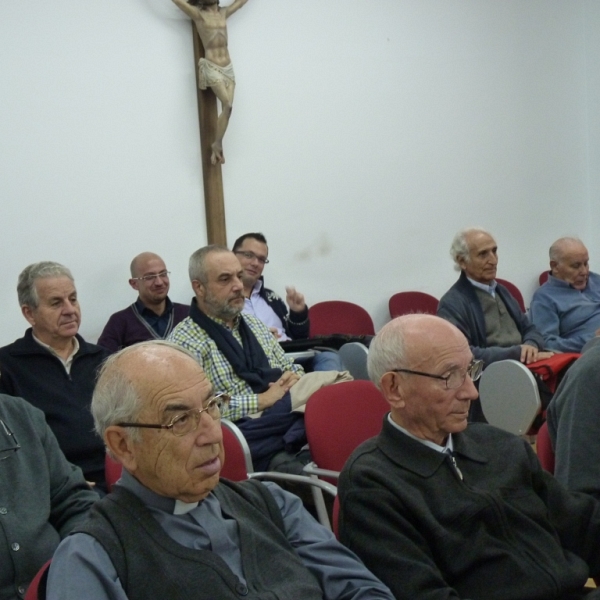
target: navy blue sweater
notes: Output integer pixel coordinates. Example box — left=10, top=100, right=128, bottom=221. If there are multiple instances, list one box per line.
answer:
left=0, top=329, right=108, bottom=486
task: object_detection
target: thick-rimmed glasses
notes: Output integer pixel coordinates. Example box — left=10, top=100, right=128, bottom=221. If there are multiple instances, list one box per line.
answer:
left=117, top=392, right=229, bottom=437
left=391, top=359, right=483, bottom=390
left=132, top=271, right=171, bottom=283
left=234, top=251, right=269, bottom=265
left=0, top=420, right=20, bottom=460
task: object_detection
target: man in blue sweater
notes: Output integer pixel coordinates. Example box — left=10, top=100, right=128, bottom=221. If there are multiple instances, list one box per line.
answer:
left=531, top=237, right=600, bottom=352
left=0, top=262, right=108, bottom=490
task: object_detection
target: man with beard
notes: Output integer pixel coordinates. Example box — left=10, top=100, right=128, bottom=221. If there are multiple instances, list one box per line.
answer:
left=98, top=252, right=189, bottom=352
left=168, top=246, right=309, bottom=472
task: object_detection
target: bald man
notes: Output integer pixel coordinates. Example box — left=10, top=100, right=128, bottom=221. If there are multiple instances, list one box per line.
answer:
left=531, top=237, right=600, bottom=352
left=338, top=314, right=600, bottom=600
left=46, top=341, right=395, bottom=600
left=98, top=253, right=189, bottom=352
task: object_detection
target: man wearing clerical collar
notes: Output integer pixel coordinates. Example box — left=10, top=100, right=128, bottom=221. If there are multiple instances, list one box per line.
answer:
left=46, top=341, right=395, bottom=600
left=338, top=314, right=600, bottom=600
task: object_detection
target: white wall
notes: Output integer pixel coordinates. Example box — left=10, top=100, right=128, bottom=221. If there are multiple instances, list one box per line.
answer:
left=0, top=0, right=597, bottom=345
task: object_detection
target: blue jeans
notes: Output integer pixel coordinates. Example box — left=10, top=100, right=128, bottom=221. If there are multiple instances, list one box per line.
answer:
left=298, top=350, right=344, bottom=372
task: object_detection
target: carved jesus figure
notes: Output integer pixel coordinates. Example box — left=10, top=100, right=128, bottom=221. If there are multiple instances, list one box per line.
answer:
left=171, top=0, right=249, bottom=165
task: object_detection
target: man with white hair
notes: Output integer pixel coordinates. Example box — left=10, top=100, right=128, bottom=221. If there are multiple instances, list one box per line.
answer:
left=530, top=237, right=600, bottom=352
left=438, top=227, right=550, bottom=366
left=0, top=261, right=108, bottom=490
left=46, top=341, right=395, bottom=600
left=338, top=314, right=600, bottom=600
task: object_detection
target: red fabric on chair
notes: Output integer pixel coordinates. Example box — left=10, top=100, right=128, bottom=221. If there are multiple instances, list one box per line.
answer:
left=496, top=278, right=526, bottom=312
left=220, top=421, right=252, bottom=481
left=304, top=380, right=389, bottom=483
left=539, top=271, right=550, bottom=286
left=388, top=291, right=439, bottom=319
left=309, top=301, right=375, bottom=337
left=25, top=560, right=51, bottom=600
left=527, top=353, right=580, bottom=393
left=536, top=421, right=555, bottom=474
left=105, top=455, right=123, bottom=493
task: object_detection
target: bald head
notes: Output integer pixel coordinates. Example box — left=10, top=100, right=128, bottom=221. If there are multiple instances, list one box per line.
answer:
left=369, top=315, right=479, bottom=445
left=368, top=315, right=467, bottom=387
left=549, top=237, right=589, bottom=290
left=128, top=252, right=170, bottom=309
left=92, top=341, right=206, bottom=440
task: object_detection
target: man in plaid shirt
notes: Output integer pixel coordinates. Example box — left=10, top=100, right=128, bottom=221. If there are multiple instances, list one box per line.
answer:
left=169, top=245, right=308, bottom=471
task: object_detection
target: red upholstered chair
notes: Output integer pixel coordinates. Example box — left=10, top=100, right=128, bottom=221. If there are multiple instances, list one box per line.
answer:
left=536, top=421, right=555, bottom=474
left=539, top=271, right=550, bottom=286
left=388, top=291, right=439, bottom=319
left=25, top=560, right=51, bottom=600
left=496, top=278, right=526, bottom=312
left=303, top=380, right=389, bottom=485
left=220, top=419, right=336, bottom=529
left=105, top=454, right=123, bottom=493
left=308, top=301, right=375, bottom=337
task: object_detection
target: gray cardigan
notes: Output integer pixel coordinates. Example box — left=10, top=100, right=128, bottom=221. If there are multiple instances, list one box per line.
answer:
left=0, top=394, right=97, bottom=600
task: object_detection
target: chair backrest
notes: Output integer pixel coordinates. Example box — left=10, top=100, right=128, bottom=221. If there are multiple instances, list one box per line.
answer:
left=304, top=380, right=389, bottom=478
left=479, top=360, right=541, bottom=436
left=105, top=454, right=123, bottom=493
left=309, top=301, right=375, bottom=337
left=535, top=421, right=555, bottom=474
left=220, top=419, right=253, bottom=481
left=338, top=342, right=369, bottom=380
left=388, top=291, right=439, bottom=319
left=539, top=270, right=550, bottom=286
left=496, top=278, right=526, bottom=312
left=25, top=560, right=51, bottom=600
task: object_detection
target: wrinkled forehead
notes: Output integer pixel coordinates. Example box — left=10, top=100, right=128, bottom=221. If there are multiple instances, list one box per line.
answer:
left=467, top=232, right=496, bottom=254
left=407, top=322, right=471, bottom=370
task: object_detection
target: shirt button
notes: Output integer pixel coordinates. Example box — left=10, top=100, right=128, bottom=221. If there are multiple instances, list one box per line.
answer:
left=0, top=508, right=7, bottom=515
left=235, top=582, right=248, bottom=596
left=11, top=543, right=20, bottom=551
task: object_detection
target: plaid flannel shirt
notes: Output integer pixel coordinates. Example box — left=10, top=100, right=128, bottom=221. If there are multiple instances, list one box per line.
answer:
left=168, top=313, right=304, bottom=421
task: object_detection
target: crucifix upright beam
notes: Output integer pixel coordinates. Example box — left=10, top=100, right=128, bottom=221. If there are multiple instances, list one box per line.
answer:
left=191, top=24, right=227, bottom=246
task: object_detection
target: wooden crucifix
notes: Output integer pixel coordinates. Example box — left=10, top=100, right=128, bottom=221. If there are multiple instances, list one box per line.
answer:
left=172, top=0, right=249, bottom=245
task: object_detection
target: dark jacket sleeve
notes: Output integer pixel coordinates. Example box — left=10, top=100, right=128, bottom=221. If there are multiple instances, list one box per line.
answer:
left=97, top=314, right=124, bottom=353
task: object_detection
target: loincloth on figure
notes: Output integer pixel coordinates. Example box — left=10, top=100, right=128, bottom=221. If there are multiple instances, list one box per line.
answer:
left=197, top=58, right=235, bottom=90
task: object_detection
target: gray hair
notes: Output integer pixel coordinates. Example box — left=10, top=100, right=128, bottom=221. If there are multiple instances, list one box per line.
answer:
left=17, top=262, right=74, bottom=308
left=367, top=320, right=408, bottom=389
left=91, top=340, right=201, bottom=446
left=188, top=244, right=229, bottom=284
left=449, top=227, right=492, bottom=271
left=549, top=237, right=584, bottom=262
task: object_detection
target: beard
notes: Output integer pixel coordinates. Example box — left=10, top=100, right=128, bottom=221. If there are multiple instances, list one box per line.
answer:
left=203, top=289, right=243, bottom=322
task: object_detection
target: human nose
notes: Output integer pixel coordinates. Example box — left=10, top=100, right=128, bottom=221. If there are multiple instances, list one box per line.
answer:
left=458, top=374, right=479, bottom=401
left=193, top=412, right=222, bottom=444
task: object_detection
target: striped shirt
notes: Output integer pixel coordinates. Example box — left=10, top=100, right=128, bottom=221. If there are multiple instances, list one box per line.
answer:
left=168, top=314, right=304, bottom=421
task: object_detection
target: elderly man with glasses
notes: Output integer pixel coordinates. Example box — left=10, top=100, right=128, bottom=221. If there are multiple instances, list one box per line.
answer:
left=46, top=341, right=395, bottom=600
left=232, top=232, right=343, bottom=372
left=338, top=314, right=600, bottom=600
left=0, top=393, right=97, bottom=600
left=98, top=252, right=189, bottom=353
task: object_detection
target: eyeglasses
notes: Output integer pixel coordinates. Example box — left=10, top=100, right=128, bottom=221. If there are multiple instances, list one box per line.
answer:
left=234, top=251, right=269, bottom=265
left=0, top=420, right=20, bottom=460
left=132, top=271, right=170, bottom=283
left=117, top=392, right=229, bottom=437
left=391, top=360, right=483, bottom=390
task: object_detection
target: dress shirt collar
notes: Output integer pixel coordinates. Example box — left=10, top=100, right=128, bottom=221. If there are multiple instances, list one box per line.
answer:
left=32, top=333, right=79, bottom=373
left=467, top=277, right=497, bottom=297
left=118, top=469, right=200, bottom=515
left=387, top=413, right=454, bottom=453
left=135, top=296, right=173, bottom=318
